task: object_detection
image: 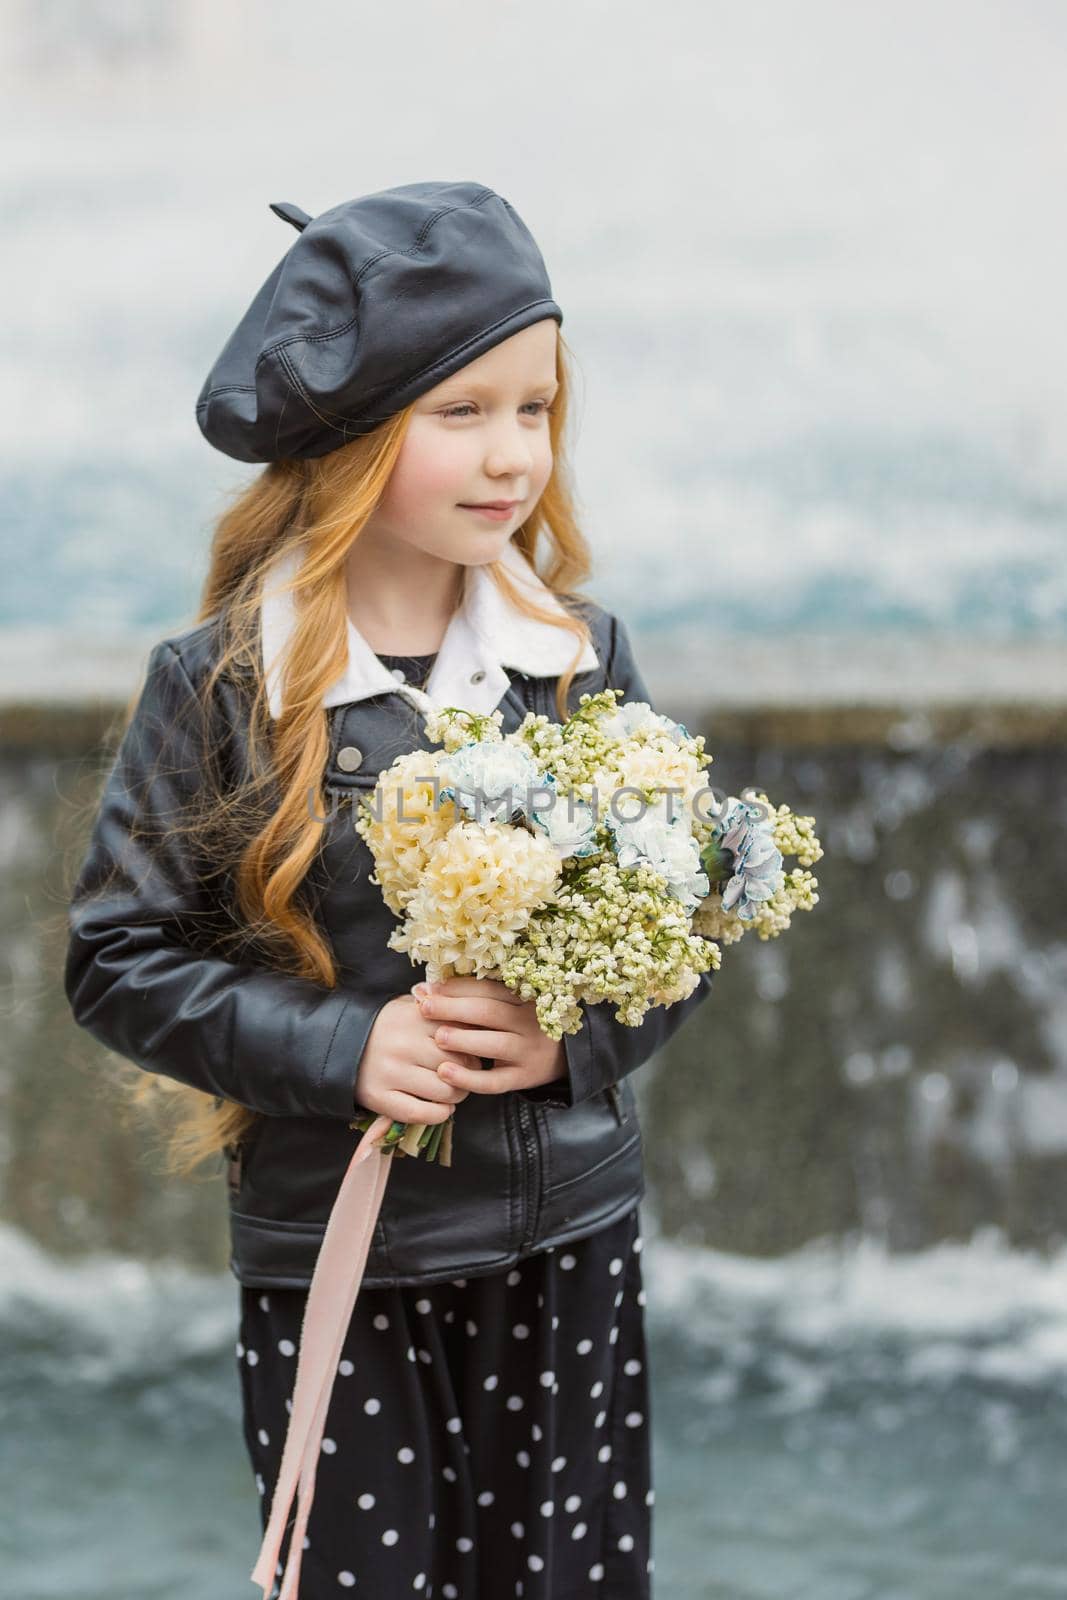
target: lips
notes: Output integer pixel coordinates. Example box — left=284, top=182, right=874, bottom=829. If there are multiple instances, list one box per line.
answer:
left=460, top=501, right=518, bottom=510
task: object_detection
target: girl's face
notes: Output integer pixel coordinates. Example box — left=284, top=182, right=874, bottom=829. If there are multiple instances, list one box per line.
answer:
left=366, top=317, right=560, bottom=567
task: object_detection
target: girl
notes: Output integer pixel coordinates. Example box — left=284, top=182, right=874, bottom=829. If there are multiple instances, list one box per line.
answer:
left=64, top=181, right=715, bottom=1599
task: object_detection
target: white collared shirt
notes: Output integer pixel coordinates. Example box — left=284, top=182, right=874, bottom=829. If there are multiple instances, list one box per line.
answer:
left=260, top=536, right=600, bottom=720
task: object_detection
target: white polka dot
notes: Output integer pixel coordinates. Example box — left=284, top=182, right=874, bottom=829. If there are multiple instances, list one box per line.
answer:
left=618, top=1533, right=634, bottom=1551
left=452, top=1278, right=467, bottom=1287
left=609, top=1257, right=623, bottom=1275
left=512, top=1323, right=529, bottom=1339
left=413, top=1575, right=426, bottom=1591
left=552, top=1381, right=559, bottom=1394
left=510, top=1521, right=524, bottom=1539
left=571, top=1521, right=588, bottom=1539
left=527, top=1553, right=544, bottom=1572
left=417, top=1348, right=432, bottom=1364
left=598, top=1444, right=612, bottom=1462
left=590, top=1380, right=604, bottom=1398
left=406, top=1345, right=416, bottom=1362
left=531, top=1422, right=542, bottom=1441
left=303, top=1536, right=310, bottom=1550
left=609, top=1326, right=619, bottom=1344
left=415, top=1298, right=431, bottom=1313
left=337, top=1571, right=355, bottom=1588
left=625, top=1410, right=644, bottom=1427
left=443, top=1587, right=458, bottom=1599
left=539, top=1370, right=555, bottom=1387
left=646, top=1488, right=655, bottom=1506
left=483, top=1373, right=498, bottom=1390
left=235, top=1340, right=244, bottom=1357
left=647, top=1557, right=655, bottom=1572
left=465, top=1319, right=478, bottom=1336
left=255, top=1472, right=265, bottom=1495
left=373, top=1313, right=390, bottom=1330
left=576, top=1337, right=593, bottom=1354
left=245, top=1349, right=259, bottom=1366
left=551, top=1313, right=558, bottom=1329
left=507, top=1269, right=522, bottom=1285
left=565, top=1494, right=582, bottom=1512
left=357, top=1492, right=375, bottom=1509
left=637, top=1289, right=646, bottom=1306
left=338, top=1359, right=354, bottom=1376
left=364, top=1397, right=381, bottom=1415
left=257, top=1428, right=270, bottom=1446
left=321, top=1437, right=337, bottom=1454
left=444, top=1309, right=455, bottom=1324
left=613, top=1480, right=627, bottom=1499
left=428, top=1512, right=435, bottom=1530
left=624, top=1358, right=642, bottom=1375
left=551, top=1455, right=567, bottom=1472
left=477, top=1489, right=495, bottom=1506
left=382, top=1528, right=399, bottom=1546
left=284, top=1397, right=292, bottom=1415
left=634, top=1235, right=643, bottom=1252
left=589, top=1564, right=604, bottom=1581
left=595, top=1410, right=607, bottom=1428
left=506, top=1395, right=524, bottom=1411
left=516, top=1449, right=530, bottom=1467
left=539, top=1500, right=554, bottom=1517
left=614, top=1290, right=624, bottom=1307
left=398, top=1446, right=415, bottom=1464
left=446, top=1416, right=463, bottom=1434
left=456, top=1535, right=473, bottom=1553
left=259, top=1293, right=270, bottom=1311
left=443, top=1465, right=457, bottom=1482
left=560, top=1253, right=577, bottom=1270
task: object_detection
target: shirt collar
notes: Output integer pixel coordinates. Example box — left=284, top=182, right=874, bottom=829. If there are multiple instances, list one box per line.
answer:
left=261, top=537, right=600, bottom=720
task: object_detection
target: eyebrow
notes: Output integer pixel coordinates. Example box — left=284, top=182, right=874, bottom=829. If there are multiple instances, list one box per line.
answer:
left=435, top=376, right=559, bottom=400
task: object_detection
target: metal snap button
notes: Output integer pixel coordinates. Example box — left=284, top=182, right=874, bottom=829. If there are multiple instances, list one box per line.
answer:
left=390, top=666, right=407, bottom=682
left=336, top=745, right=363, bottom=771
left=469, top=668, right=486, bottom=684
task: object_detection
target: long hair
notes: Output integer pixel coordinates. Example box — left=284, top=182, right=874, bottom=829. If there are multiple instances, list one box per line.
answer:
left=109, top=328, right=601, bottom=1177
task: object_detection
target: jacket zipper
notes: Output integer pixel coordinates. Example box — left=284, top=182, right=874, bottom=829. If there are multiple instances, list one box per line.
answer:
left=225, top=1141, right=242, bottom=1197
left=514, top=1097, right=542, bottom=1250
left=606, top=1083, right=628, bottom=1125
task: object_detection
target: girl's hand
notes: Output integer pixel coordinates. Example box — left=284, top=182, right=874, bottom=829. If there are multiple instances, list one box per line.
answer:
left=412, top=976, right=568, bottom=1096
left=355, top=995, right=482, bottom=1125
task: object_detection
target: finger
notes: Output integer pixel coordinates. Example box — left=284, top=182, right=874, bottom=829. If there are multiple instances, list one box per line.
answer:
left=422, top=976, right=526, bottom=1005
left=418, top=992, right=529, bottom=1030
left=381, top=1089, right=457, bottom=1124
left=409, top=1049, right=478, bottom=1101
left=430, top=1024, right=521, bottom=1061
left=434, top=1059, right=527, bottom=1095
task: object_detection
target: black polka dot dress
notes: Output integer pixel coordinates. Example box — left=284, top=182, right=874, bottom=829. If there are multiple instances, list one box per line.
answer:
left=236, top=1202, right=654, bottom=1598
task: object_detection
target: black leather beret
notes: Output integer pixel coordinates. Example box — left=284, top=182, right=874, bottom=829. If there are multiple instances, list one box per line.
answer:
left=194, top=180, right=563, bottom=464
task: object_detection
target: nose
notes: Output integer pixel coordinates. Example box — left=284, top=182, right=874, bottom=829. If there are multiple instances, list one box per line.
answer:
left=482, top=416, right=538, bottom=480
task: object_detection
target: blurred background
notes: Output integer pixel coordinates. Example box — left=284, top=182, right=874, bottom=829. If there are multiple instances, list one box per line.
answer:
left=2, top=1, right=1066, bottom=1596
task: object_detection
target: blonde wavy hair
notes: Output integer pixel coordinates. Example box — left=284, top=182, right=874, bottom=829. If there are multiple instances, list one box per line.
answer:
left=103, top=328, right=601, bottom=1179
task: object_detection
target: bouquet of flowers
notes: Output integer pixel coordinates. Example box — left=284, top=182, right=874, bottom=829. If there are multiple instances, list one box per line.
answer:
left=350, top=689, right=822, bottom=1163
left=251, top=688, right=823, bottom=1600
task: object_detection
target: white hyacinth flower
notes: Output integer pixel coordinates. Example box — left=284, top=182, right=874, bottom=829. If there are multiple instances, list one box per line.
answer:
left=604, top=798, right=710, bottom=913
left=597, top=700, right=690, bottom=746
left=438, top=739, right=550, bottom=825
left=529, top=781, right=600, bottom=861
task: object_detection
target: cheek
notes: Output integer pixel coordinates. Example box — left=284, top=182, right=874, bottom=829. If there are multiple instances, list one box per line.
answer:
left=382, top=430, right=467, bottom=518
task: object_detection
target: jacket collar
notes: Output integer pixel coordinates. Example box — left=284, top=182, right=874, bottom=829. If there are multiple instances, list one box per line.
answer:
left=261, top=536, right=599, bottom=719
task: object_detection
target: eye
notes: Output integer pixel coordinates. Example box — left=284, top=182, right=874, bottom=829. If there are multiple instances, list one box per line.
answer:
left=440, top=399, right=557, bottom=420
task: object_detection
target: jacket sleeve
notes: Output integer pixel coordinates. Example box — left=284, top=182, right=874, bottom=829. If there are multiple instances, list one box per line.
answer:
left=64, top=638, right=390, bottom=1122
left=518, top=612, right=715, bottom=1110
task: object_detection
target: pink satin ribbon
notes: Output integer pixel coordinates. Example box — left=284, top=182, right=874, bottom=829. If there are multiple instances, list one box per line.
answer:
left=249, top=1116, right=395, bottom=1599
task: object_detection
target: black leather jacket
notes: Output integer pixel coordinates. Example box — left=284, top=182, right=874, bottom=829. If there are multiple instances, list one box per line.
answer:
left=64, top=597, right=714, bottom=1288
